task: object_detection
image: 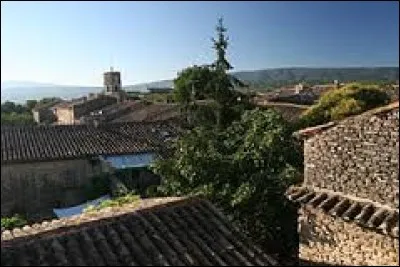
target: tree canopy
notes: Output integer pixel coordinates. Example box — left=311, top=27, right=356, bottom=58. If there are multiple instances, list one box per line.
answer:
left=173, top=17, right=250, bottom=128
left=150, top=17, right=303, bottom=261
left=1, top=101, right=36, bottom=125
left=149, top=109, right=302, bottom=258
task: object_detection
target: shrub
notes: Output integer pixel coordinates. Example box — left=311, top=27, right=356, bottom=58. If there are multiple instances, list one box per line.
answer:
left=1, top=214, right=28, bottom=230
left=84, top=174, right=111, bottom=200
left=299, top=83, right=390, bottom=128
left=83, top=193, right=141, bottom=213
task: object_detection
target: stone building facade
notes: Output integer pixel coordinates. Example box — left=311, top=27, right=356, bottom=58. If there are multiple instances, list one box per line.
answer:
left=54, top=94, right=117, bottom=124
left=52, top=68, right=126, bottom=125
left=290, top=101, right=399, bottom=266
left=301, top=104, right=399, bottom=208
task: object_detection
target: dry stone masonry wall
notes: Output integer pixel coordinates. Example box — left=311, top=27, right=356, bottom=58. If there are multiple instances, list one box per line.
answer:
left=304, top=108, right=399, bottom=208
left=299, top=206, right=399, bottom=266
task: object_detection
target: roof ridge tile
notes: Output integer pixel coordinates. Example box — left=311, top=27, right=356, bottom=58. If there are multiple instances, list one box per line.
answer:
left=286, top=186, right=399, bottom=238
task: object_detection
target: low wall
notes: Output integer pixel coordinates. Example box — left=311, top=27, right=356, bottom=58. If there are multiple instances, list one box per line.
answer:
left=299, top=206, right=399, bottom=266
left=1, top=159, right=102, bottom=220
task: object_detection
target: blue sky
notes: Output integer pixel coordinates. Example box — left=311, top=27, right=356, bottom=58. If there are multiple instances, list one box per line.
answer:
left=1, top=1, right=399, bottom=86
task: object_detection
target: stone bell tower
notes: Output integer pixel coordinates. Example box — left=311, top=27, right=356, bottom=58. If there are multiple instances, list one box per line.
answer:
left=103, top=67, right=121, bottom=93
left=103, top=67, right=126, bottom=102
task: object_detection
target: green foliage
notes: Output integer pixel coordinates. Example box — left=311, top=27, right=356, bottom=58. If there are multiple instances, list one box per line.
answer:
left=26, top=100, right=38, bottom=111
left=212, top=17, right=233, bottom=72
left=173, top=65, right=216, bottom=104
left=173, top=18, right=250, bottom=128
left=1, top=101, right=29, bottom=114
left=299, top=83, right=390, bottom=128
left=84, top=174, right=111, bottom=200
left=83, top=193, right=140, bottom=213
left=1, top=214, right=28, bottom=230
left=1, top=100, right=36, bottom=125
left=149, top=109, right=302, bottom=256
left=1, top=112, right=36, bottom=125
left=152, top=18, right=304, bottom=259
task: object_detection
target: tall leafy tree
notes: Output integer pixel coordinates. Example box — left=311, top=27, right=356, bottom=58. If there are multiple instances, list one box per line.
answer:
left=152, top=17, right=303, bottom=262
left=150, top=109, right=302, bottom=260
left=211, top=17, right=247, bottom=89
left=208, top=17, right=249, bottom=127
left=211, top=17, right=233, bottom=72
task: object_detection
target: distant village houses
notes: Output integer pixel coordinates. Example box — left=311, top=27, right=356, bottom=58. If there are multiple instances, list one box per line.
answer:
left=32, top=68, right=180, bottom=126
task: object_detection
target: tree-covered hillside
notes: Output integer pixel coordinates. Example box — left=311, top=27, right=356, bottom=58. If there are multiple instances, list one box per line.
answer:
left=233, top=67, right=399, bottom=89
left=126, top=67, right=399, bottom=92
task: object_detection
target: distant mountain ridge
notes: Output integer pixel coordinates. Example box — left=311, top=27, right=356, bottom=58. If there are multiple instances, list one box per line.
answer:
left=232, top=67, right=399, bottom=87
left=124, top=80, right=174, bottom=92
left=124, top=67, right=399, bottom=90
left=2, top=67, right=398, bottom=103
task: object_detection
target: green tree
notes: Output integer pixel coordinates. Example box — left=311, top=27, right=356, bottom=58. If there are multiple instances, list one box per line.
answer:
left=173, top=18, right=250, bottom=128
left=26, top=100, right=38, bottom=111
left=173, top=65, right=216, bottom=104
left=1, top=100, right=36, bottom=125
left=1, top=101, right=27, bottom=114
left=299, top=83, right=390, bottom=128
left=1, top=112, right=35, bottom=125
left=150, top=109, right=302, bottom=259
left=211, top=17, right=233, bottom=72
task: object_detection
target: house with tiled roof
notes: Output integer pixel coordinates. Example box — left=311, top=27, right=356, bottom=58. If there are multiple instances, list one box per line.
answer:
left=1, top=120, right=179, bottom=221
left=289, top=101, right=399, bottom=265
left=1, top=197, right=279, bottom=266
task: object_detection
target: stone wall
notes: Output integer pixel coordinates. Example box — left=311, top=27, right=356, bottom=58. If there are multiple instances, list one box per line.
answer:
left=1, top=159, right=102, bottom=220
left=303, top=108, right=399, bottom=208
left=299, top=206, right=399, bottom=266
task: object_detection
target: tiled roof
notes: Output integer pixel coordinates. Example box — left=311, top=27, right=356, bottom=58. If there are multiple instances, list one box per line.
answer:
left=1, top=197, right=278, bottom=266
left=286, top=186, right=399, bottom=238
left=111, top=103, right=180, bottom=123
left=32, top=99, right=64, bottom=112
left=1, top=121, right=179, bottom=164
left=293, top=122, right=336, bottom=139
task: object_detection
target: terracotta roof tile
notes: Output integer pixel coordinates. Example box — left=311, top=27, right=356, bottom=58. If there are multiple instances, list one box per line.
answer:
left=1, top=197, right=278, bottom=266
left=111, top=103, right=180, bottom=123
left=1, top=120, right=179, bottom=164
left=286, top=186, right=399, bottom=238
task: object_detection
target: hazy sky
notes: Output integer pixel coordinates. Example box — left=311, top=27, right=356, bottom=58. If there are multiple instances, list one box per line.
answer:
left=1, top=1, right=399, bottom=86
